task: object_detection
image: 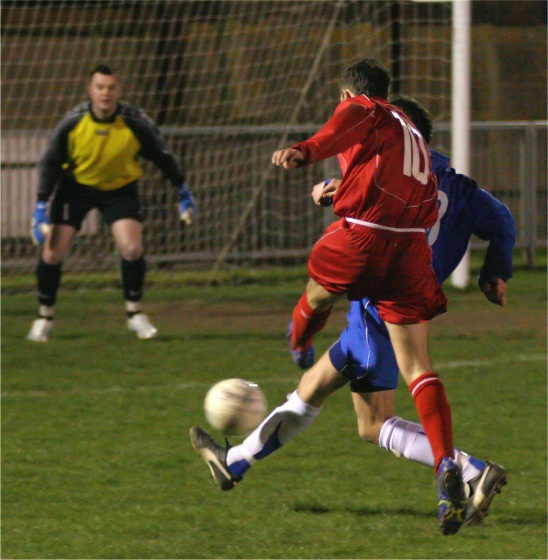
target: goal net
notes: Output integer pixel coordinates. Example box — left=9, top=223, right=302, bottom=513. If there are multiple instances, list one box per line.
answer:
left=1, top=0, right=452, bottom=278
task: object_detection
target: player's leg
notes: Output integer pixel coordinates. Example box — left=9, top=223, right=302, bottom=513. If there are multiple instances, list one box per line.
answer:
left=292, top=221, right=397, bottom=365
left=190, top=351, right=348, bottom=490
left=27, top=177, right=91, bottom=341
left=351, top=387, right=486, bottom=485
left=385, top=320, right=466, bottom=535
left=377, top=415, right=484, bottom=481
left=288, top=219, right=355, bottom=368
left=377, top=414, right=507, bottom=525
left=344, top=303, right=488, bottom=485
left=111, top=217, right=157, bottom=339
left=339, top=302, right=476, bottom=484
left=351, top=389, right=396, bottom=443
left=384, top=321, right=453, bottom=470
left=105, top=183, right=156, bottom=339
left=288, top=278, right=341, bottom=367
left=352, top=391, right=506, bottom=527
left=27, top=224, right=77, bottom=342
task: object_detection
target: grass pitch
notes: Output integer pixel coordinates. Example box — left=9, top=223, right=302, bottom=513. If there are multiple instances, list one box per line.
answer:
left=2, top=265, right=546, bottom=559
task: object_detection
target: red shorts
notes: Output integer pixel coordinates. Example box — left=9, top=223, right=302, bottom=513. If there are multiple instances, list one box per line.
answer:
left=308, top=218, right=447, bottom=324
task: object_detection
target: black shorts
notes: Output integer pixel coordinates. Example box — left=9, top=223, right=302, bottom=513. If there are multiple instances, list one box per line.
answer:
left=50, top=177, right=144, bottom=230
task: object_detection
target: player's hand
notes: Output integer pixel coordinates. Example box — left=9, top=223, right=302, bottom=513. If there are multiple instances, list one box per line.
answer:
left=480, top=277, right=507, bottom=306
left=30, top=202, right=51, bottom=245
left=311, top=178, right=340, bottom=206
left=178, top=183, right=196, bottom=226
left=272, top=148, right=305, bottom=170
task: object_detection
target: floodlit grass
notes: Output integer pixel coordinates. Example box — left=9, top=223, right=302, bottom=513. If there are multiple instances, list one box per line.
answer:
left=2, top=265, right=546, bottom=559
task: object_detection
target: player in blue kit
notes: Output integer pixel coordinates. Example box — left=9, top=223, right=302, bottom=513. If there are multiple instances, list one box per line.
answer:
left=190, top=95, right=516, bottom=532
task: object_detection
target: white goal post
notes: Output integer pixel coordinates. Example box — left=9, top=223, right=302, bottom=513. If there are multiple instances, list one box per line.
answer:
left=450, top=0, right=471, bottom=288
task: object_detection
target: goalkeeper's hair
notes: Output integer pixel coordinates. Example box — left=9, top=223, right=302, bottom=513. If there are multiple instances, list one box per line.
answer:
left=89, top=64, right=116, bottom=79
left=337, top=57, right=390, bottom=99
left=390, top=95, right=433, bottom=143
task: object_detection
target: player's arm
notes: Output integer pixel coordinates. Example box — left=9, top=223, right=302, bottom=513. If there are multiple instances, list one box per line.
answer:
left=37, top=118, right=73, bottom=203
left=31, top=117, right=73, bottom=244
left=128, top=112, right=185, bottom=184
left=273, top=101, right=374, bottom=168
left=471, top=188, right=517, bottom=306
left=127, top=111, right=196, bottom=224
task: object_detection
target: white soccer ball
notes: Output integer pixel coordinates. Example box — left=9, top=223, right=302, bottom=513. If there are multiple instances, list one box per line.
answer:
left=204, top=378, right=267, bottom=436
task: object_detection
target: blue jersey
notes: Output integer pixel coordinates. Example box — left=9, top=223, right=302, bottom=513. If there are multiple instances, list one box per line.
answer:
left=329, top=150, right=516, bottom=392
left=427, top=150, right=515, bottom=285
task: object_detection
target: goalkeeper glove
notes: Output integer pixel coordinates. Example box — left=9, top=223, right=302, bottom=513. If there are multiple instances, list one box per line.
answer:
left=178, top=183, right=196, bottom=226
left=30, top=202, right=51, bottom=245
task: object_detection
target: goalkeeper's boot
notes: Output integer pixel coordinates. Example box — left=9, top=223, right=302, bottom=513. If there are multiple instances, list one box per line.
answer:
left=287, top=322, right=315, bottom=369
left=463, top=461, right=507, bottom=527
left=437, top=457, right=467, bottom=535
left=127, top=312, right=157, bottom=340
left=27, top=317, right=54, bottom=342
left=189, top=426, right=241, bottom=491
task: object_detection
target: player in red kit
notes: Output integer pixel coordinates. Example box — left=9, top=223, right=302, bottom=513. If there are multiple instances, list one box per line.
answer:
left=272, top=58, right=465, bottom=535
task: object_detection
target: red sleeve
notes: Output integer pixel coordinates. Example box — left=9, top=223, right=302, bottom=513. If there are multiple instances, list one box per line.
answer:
left=291, top=99, right=375, bottom=164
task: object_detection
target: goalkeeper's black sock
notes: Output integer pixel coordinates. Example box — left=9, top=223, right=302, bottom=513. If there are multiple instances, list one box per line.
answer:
left=36, top=260, right=62, bottom=307
left=121, top=257, right=146, bottom=302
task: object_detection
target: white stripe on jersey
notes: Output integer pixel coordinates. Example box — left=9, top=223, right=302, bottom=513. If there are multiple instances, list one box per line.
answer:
left=346, top=217, right=426, bottom=233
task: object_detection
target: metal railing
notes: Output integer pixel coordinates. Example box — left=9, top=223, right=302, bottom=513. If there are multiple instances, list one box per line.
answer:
left=433, top=121, right=547, bottom=266
left=1, top=121, right=546, bottom=274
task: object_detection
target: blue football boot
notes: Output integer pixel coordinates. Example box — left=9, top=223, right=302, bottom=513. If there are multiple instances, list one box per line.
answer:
left=437, top=457, right=467, bottom=535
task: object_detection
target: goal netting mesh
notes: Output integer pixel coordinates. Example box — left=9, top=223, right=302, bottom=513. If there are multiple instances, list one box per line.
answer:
left=2, top=0, right=452, bottom=278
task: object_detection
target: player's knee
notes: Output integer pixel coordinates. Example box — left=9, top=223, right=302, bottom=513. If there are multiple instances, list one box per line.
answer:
left=306, top=280, right=339, bottom=312
left=356, top=421, right=381, bottom=444
left=120, top=244, right=143, bottom=261
left=42, top=248, right=65, bottom=266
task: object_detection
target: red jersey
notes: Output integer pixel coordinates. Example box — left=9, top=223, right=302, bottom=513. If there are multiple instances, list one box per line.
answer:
left=292, top=95, right=438, bottom=230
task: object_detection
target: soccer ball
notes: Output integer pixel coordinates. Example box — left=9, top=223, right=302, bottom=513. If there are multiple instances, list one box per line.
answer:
left=204, top=378, right=267, bottom=436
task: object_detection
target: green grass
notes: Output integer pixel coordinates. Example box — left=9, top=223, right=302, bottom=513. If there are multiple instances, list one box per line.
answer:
left=2, top=265, right=547, bottom=559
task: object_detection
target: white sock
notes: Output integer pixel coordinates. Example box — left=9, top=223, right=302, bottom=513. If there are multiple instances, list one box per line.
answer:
left=378, top=416, right=483, bottom=483
left=227, top=391, right=320, bottom=472
left=126, top=301, right=142, bottom=314
left=39, top=305, right=55, bottom=319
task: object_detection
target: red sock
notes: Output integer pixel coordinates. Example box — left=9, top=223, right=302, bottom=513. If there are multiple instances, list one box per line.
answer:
left=290, top=293, right=332, bottom=350
left=409, top=373, right=454, bottom=472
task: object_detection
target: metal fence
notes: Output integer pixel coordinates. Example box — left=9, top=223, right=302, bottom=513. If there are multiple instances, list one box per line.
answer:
left=1, top=121, right=546, bottom=277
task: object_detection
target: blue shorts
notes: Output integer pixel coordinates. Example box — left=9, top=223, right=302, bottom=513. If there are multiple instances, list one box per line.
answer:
left=328, top=299, right=399, bottom=393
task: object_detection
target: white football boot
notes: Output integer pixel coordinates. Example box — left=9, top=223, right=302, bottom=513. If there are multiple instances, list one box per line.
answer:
left=27, top=317, right=54, bottom=342
left=127, top=313, right=158, bottom=339
left=463, top=461, right=507, bottom=526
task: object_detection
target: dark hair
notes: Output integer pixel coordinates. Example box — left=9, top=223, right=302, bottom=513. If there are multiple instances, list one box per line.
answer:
left=337, top=57, right=390, bottom=99
left=390, top=94, right=433, bottom=143
left=89, top=64, right=115, bottom=79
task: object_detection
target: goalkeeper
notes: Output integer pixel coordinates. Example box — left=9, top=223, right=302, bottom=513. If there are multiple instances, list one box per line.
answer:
left=27, top=64, right=196, bottom=342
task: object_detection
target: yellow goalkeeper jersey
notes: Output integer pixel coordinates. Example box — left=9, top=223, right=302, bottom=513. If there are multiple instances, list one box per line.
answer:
left=66, top=112, right=143, bottom=190
left=37, top=102, right=184, bottom=200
